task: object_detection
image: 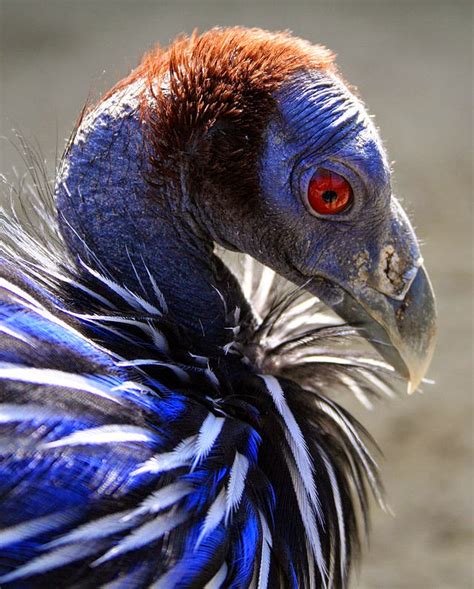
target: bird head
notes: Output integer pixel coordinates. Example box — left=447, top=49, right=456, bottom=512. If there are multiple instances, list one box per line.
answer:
left=58, top=27, right=436, bottom=392
left=133, top=28, right=436, bottom=392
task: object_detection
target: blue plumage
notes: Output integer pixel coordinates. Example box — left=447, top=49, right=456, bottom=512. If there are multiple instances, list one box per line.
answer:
left=0, top=27, right=436, bottom=588
left=0, top=244, right=379, bottom=587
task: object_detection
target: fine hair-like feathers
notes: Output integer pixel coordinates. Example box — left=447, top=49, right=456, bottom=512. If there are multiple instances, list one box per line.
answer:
left=110, top=28, right=336, bottom=197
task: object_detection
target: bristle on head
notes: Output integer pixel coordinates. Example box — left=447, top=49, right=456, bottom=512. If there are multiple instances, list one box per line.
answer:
left=112, top=27, right=335, bottom=102
left=104, top=28, right=336, bottom=195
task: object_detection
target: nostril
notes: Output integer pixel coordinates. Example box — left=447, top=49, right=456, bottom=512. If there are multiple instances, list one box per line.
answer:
left=373, top=246, right=421, bottom=300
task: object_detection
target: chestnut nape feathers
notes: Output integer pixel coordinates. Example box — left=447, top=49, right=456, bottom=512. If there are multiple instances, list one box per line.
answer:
left=0, top=27, right=436, bottom=588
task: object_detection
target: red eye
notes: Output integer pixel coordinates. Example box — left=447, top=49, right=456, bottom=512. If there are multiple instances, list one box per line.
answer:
left=307, top=169, right=353, bottom=215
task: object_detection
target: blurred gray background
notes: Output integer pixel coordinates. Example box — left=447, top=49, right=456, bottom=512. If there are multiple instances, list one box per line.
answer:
left=0, top=1, right=472, bottom=587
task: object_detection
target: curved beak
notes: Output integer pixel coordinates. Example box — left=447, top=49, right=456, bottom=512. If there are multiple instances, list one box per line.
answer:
left=307, top=198, right=437, bottom=393
left=332, top=264, right=436, bottom=393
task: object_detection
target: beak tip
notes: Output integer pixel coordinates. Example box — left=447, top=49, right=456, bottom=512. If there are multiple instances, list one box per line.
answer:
left=403, top=274, right=437, bottom=394
left=405, top=340, right=436, bottom=395
left=315, top=263, right=437, bottom=396
left=407, top=380, right=416, bottom=395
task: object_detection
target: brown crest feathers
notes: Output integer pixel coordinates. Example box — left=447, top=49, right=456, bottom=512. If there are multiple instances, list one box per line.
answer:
left=104, top=28, right=336, bottom=197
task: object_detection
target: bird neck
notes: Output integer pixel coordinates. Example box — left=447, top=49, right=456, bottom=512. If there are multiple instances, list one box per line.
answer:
left=56, top=86, right=250, bottom=354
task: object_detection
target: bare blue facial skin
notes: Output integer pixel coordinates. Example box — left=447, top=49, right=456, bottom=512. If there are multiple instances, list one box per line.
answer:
left=256, top=71, right=433, bottom=384
left=259, top=71, right=421, bottom=302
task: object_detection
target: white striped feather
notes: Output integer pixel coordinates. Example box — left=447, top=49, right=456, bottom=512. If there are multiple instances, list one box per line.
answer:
left=188, top=353, right=209, bottom=367
left=0, top=511, right=77, bottom=549
left=204, top=562, right=228, bottom=588
left=357, top=368, right=396, bottom=398
left=318, top=446, right=347, bottom=584
left=0, top=217, right=59, bottom=273
left=0, top=364, right=123, bottom=405
left=0, top=279, right=120, bottom=360
left=280, top=308, right=339, bottom=335
left=42, top=424, right=157, bottom=449
left=259, top=375, right=334, bottom=584
left=0, top=403, right=70, bottom=424
left=61, top=275, right=117, bottom=310
left=192, top=413, right=225, bottom=469
left=132, top=435, right=197, bottom=476
left=110, top=380, right=157, bottom=396
left=117, top=359, right=190, bottom=382
left=92, top=509, right=188, bottom=565
left=233, top=306, right=241, bottom=326
left=0, top=278, right=45, bottom=310
left=66, top=312, right=169, bottom=354
left=142, top=261, right=168, bottom=314
left=44, top=509, right=136, bottom=548
left=100, top=563, right=149, bottom=589
left=79, top=261, right=163, bottom=316
left=283, top=448, right=327, bottom=587
left=241, top=255, right=255, bottom=301
left=59, top=210, right=111, bottom=275
left=196, top=488, right=227, bottom=547
left=68, top=313, right=150, bottom=328
left=316, top=400, right=385, bottom=508
left=19, top=257, right=117, bottom=310
left=281, top=295, right=318, bottom=318
left=125, top=482, right=192, bottom=519
left=253, top=266, right=276, bottom=316
left=257, top=510, right=272, bottom=589
left=259, top=375, right=322, bottom=521
left=125, top=248, right=150, bottom=302
left=225, top=452, right=249, bottom=522
left=338, top=372, right=373, bottom=410
left=306, top=538, right=317, bottom=589
left=0, top=543, right=101, bottom=583
left=146, top=321, right=170, bottom=353
left=222, top=340, right=237, bottom=355
left=300, top=354, right=393, bottom=372
left=0, top=323, right=33, bottom=344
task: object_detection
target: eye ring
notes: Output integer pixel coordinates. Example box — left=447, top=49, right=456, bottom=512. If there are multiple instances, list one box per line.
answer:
left=306, top=168, right=353, bottom=216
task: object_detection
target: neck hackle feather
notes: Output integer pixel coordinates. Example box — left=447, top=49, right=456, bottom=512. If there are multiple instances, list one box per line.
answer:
left=0, top=138, right=393, bottom=588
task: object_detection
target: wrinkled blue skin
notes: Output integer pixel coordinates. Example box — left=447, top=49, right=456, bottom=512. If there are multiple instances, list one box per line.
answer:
left=260, top=71, right=394, bottom=295
left=57, top=70, right=422, bottom=355
left=57, top=96, right=247, bottom=350
left=254, top=73, right=431, bottom=379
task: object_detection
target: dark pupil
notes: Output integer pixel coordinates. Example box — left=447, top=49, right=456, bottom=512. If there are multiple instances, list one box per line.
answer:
left=322, top=190, right=338, bottom=203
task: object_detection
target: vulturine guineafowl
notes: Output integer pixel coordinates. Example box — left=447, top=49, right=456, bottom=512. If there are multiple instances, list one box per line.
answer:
left=0, top=28, right=436, bottom=588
